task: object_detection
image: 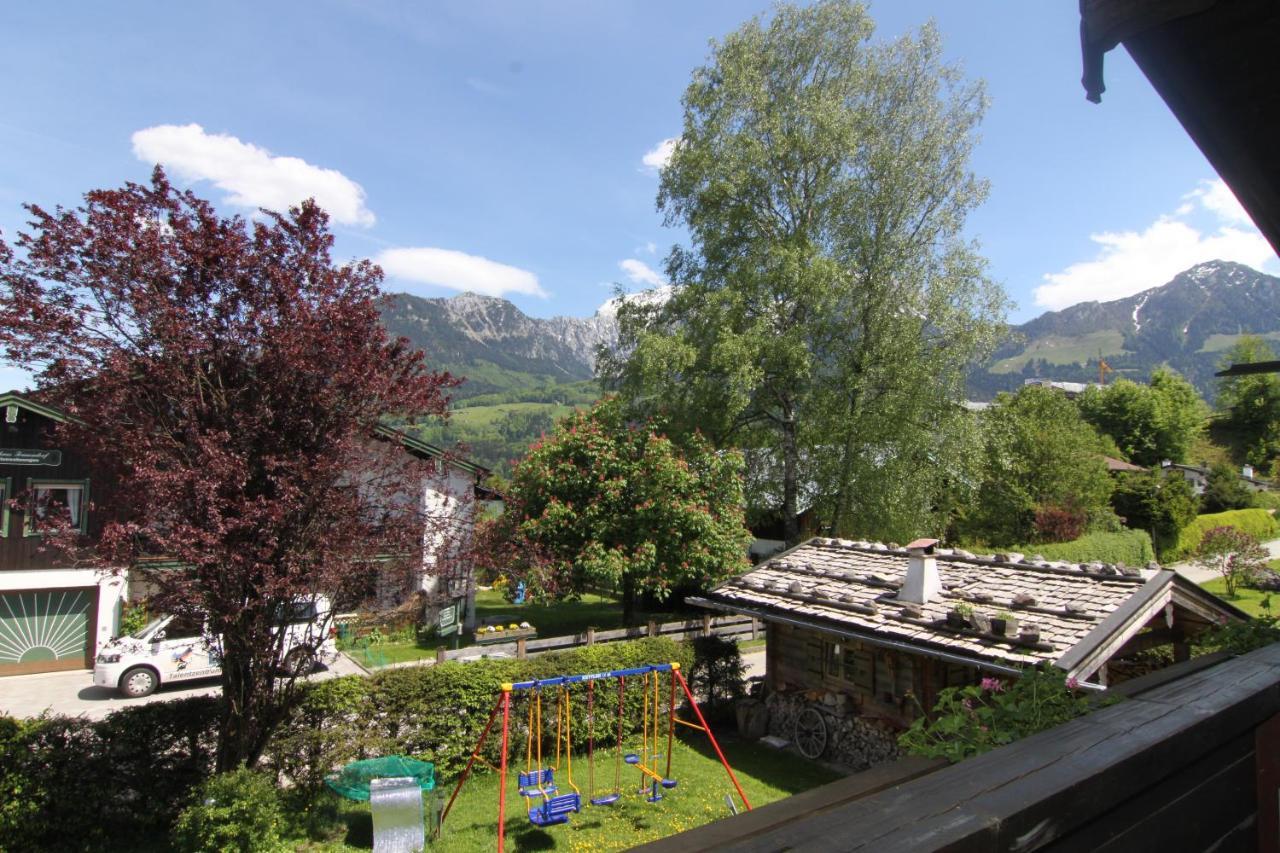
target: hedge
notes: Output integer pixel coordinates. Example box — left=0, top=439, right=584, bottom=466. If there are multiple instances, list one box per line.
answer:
left=0, top=636, right=698, bottom=851
left=0, top=696, right=219, bottom=852
left=1169, top=508, right=1280, bottom=561
left=1006, top=529, right=1156, bottom=567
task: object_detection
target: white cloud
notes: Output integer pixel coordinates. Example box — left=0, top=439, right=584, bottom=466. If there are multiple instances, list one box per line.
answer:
left=1187, top=178, right=1253, bottom=226
left=131, top=123, right=375, bottom=227
left=641, top=137, right=677, bottom=171
left=619, top=258, right=666, bottom=288
left=376, top=247, right=546, bottom=298
left=1034, top=179, right=1276, bottom=310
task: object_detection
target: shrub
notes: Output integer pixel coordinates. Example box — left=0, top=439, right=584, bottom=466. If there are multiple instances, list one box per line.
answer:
left=1169, top=509, right=1280, bottom=561
left=1032, top=504, right=1086, bottom=543
left=1195, top=526, right=1269, bottom=596
left=898, top=668, right=1102, bottom=763
left=267, top=636, right=695, bottom=799
left=1202, top=463, right=1255, bottom=513
left=1110, top=470, right=1198, bottom=556
left=172, top=768, right=286, bottom=853
left=688, top=635, right=747, bottom=716
left=1, top=637, right=698, bottom=845
left=1006, top=529, right=1155, bottom=566
left=1250, top=489, right=1280, bottom=511
left=1194, top=614, right=1280, bottom=655
left=0, top=696, right=219, bottom=851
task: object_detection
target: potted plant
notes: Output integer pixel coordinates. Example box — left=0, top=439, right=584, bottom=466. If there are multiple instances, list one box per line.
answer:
left=946, top=602, right=973, bottom=628
left=990, top=611, right=1019, bottom=637
left=1018, top=622, right=1041, bottom=644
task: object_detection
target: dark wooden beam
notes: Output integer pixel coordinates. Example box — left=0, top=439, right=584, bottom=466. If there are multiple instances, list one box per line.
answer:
left=1215, top=359, right=1280, bottom=377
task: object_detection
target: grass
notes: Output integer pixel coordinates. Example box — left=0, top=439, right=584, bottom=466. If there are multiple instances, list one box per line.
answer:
left=292, top=736, right=840, bottom=851
left=342, top=591, right=693, bottom=668
left=474, top=589, right=682, bottom=639
left=1200, top=577, right=1279, bottom=618
left=989, top=330, right=1129, bottom=374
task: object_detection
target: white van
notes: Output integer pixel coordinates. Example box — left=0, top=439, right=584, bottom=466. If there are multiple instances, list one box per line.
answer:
left=92, top=596, right=337, bottom=698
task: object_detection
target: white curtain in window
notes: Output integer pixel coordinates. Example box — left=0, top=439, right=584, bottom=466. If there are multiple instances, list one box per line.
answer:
left=64, top=487, right=81, bottom=527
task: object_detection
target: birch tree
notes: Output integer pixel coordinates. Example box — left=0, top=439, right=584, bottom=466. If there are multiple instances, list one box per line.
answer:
left=602, top=0, right=1006, bottom=543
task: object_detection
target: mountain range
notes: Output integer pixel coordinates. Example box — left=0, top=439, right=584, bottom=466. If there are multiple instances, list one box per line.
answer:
left=969, top=260, right=1280, bottom=399
left=381, top=292, right=615, bottom=399
left=381, top=259, right=1280, bottom=406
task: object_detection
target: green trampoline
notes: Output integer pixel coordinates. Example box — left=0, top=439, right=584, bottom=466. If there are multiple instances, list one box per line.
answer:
left=326, top=756, right=436, bottom=801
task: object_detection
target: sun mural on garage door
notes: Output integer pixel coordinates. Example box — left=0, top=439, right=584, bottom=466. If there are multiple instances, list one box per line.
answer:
left=0, top=589, right=91, bottom=665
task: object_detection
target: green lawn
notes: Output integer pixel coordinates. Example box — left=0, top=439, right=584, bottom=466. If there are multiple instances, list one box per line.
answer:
left=293, top=736, right=840, bottom=851
left=1200, top=578, right=1278, bottom=618
left=989, top=330, right=1130, bottom=374
left=474, top=589, right=682, bottom=639
left=342, top=591, right=689, bottom=668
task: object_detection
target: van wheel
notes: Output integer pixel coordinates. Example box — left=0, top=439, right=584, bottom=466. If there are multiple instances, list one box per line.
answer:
left=283, top=647, right=316, bottom=676
left=119, top=667, right=158, bottom=698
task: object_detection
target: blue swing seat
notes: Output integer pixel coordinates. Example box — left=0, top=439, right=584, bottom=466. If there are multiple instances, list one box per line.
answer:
left=518, top=768, right=557, bottom=798
left=529, top=792, right=581, bottom=827
left=661, top=778, right=678, bottom=789
left=590, top=792, right=621, bottom=806
left=624, top=753, right=640, bottom=765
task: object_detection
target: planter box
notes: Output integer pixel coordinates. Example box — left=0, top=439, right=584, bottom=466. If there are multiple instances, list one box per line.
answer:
left=474, top=627, right=536, bottom=645
left=990, top=616, right=1019, bottom=637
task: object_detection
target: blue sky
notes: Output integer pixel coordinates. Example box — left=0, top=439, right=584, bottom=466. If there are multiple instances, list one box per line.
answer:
left=1, top=1, right=1276, bottom=374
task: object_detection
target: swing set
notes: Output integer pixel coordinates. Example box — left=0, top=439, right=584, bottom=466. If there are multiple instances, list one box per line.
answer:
left=438, top=662, right=751, bottom=852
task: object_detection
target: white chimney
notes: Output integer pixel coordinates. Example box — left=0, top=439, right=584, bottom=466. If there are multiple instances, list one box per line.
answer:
left=900, top=538, right=941, bottom=605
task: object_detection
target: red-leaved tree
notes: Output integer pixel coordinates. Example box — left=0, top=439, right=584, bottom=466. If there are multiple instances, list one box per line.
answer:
left=0, top=169, right=458, bottom=769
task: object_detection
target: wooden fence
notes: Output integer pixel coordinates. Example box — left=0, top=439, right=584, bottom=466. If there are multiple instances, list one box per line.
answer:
left=368, top=613, right=760, bottom=670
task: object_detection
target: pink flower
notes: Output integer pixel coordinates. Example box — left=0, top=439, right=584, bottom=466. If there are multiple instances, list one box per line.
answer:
left=1065, top=676, right=1080, bottom=690
left=980, top=677, right=1005, bottom=693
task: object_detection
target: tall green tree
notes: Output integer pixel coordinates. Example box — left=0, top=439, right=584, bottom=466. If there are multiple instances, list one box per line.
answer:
left=1216, top=336, right=1280, bottom=465
left=1110, top=470, right=1198, bottom=556
left=1077, top=368, right=1206, bottom=467
left=958, top=386, right=1114, bottom=546
left=601, top=0, right=1006, bottom=544
left=482, top=398, right=751, bottom=623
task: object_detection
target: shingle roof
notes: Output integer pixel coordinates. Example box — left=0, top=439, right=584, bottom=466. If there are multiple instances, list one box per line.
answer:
left=696, top=538, right=1183, bottom=674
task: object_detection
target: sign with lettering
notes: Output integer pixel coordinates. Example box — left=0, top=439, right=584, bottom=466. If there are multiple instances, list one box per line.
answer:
left=437, top=601, right=460, bottom=637
left=0, top=448, right=62, bottom=466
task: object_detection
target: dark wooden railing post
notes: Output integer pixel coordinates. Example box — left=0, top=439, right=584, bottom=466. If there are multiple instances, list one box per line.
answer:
left=702, top=613, right=713, bottom=637
left=648, top=619, right=658, bottom=638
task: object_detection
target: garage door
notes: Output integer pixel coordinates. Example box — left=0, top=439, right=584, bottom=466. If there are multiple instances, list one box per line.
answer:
left=0, top=588, right=97, bottom=675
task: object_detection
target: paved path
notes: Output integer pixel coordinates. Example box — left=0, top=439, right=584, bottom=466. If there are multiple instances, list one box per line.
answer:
left=1169, top=537, right=1280, bottom=586
left=0, top=653, right=365, bottom=721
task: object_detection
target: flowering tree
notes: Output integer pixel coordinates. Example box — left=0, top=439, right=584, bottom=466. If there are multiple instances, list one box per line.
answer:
left=1195, top=526, right=1269, bottom=597
left=481, top=397, right=751, bottom=623
left=0, top=169, right=456, bottom=770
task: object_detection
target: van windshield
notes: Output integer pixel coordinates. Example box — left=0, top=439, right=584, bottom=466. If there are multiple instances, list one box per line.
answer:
left=130, top=616, right=167, bottom=640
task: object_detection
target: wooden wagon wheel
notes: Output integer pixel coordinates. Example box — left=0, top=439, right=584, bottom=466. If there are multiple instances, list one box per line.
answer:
left=793, top=706, right=828, bottom=759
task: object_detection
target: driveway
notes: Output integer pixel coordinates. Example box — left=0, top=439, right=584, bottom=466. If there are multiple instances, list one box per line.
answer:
left=1169, top=537, right=1280, bottom=585
left=0, top=653, right=366, bottom=721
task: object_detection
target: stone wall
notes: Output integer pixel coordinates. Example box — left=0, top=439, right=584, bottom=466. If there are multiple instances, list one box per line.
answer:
left=764, top=690, right=900, bottom=771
